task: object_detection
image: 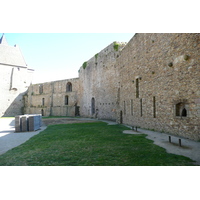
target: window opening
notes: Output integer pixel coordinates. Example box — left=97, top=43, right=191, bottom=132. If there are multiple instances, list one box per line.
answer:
left=176, top=103, right=187, bottom=117
left=136, top=78, right=139, bottom=98
left=140, top=99, right=143, bottom=117
left=65, top=95, right=69, bottom=105
left=153, top=96, right=156, bottom=118
left=42, top=98, right=45, bottom=106
left=66, top=82, right=72, bottom=92
left=176, top=103, right=181, bottom=116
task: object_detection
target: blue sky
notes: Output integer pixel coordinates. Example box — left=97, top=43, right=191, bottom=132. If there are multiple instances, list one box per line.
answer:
left=2, top=33, right=134, bottom=83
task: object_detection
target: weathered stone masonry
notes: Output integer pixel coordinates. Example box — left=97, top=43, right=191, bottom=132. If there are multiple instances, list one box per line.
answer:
left=24, top=78, right=80, bottom=117
left=77, top=33, right=200, bottom=140
left=116, top=33, right=200, bottom=140
left=78, top=42, right=127, bottom=120
left=1, top=33, right=199, bottom=140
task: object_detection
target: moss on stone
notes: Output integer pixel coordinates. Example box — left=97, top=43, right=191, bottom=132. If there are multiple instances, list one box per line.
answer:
left=95, top=53, right=99, bottom=60
left=82, top=62, right=87, bottom=69
left=113, top=42, right=120, bottom=51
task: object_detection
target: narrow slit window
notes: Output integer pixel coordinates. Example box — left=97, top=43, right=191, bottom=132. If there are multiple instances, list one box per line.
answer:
left=42, top=98, right=45, bottom=106
left=124, top=101, right=126, bottom=115
left=136, top=78, right=139, bottom=98
left=65, top=95, right=69, bottom=105
left=153, top=96, right=156, bottom=118
left=140, top=99, right=143, bottom=117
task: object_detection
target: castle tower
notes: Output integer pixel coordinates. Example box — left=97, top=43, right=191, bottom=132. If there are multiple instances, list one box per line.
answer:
left=0, top=33, right=34, bottom=117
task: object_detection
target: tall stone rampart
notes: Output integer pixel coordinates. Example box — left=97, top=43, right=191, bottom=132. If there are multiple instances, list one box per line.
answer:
left=79, top=42, right=126, bottom=120
left=116, top=33, right=200, bottom=140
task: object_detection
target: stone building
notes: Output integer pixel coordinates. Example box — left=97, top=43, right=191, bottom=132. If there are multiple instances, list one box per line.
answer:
left=24, top=78, right=80, bottom=116
left=2, top=33, right=199, bottom=140
left=0, top=34, right=33, bottom=117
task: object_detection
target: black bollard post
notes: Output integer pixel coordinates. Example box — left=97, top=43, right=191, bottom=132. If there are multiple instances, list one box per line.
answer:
left=169, top=136, right=171, bottom=143
left=179, top=139, right=182, bottom=147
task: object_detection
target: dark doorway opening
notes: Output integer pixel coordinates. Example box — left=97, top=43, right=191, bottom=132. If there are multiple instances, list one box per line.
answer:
left=182, top=108, right=187, bottom=117
left=91, top=98, right=95, bottom=115
left=41, top=109, right=44, bottom=116
left=120, top=110, right=123, bottom=124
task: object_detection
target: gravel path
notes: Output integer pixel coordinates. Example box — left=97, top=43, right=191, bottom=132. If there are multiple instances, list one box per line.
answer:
left=0, top=118, right=46, bottom=155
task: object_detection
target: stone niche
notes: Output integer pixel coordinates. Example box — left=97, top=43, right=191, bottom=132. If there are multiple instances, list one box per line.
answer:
left=173, top=99, right=188, bottom=118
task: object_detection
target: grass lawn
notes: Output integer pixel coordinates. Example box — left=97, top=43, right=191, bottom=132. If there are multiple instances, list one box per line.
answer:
left=0, top=122, right=195, bottom=166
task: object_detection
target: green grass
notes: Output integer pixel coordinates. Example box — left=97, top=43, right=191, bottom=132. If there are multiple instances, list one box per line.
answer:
left=0, top=122, right=195, bottom=166
left=0, top=117, right=14, bottom=118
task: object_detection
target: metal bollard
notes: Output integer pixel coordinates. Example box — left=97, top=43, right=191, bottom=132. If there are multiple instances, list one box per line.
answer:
left=179, top=139, right=182, bottom=147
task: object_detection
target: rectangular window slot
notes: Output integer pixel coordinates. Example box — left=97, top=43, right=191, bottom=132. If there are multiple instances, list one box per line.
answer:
left=153, top=96, right=156, bottom=118
left=136, top=78, right=139, bottom=98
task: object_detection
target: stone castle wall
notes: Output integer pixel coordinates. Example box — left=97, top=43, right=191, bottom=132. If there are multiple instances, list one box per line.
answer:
left=79, top=42, right=126, bottom=120
left=115, top=33, right=200, bottom=140
left=25, top=78, right=80, bottom=117
left=23, top=33, right=200, bottom=140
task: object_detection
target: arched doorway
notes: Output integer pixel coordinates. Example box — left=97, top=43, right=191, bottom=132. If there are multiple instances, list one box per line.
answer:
left=182, top=108, right=187, bottom=117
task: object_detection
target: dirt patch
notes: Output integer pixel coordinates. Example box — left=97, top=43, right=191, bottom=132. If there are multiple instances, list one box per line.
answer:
left=42, top=118, right=98, bottom=126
